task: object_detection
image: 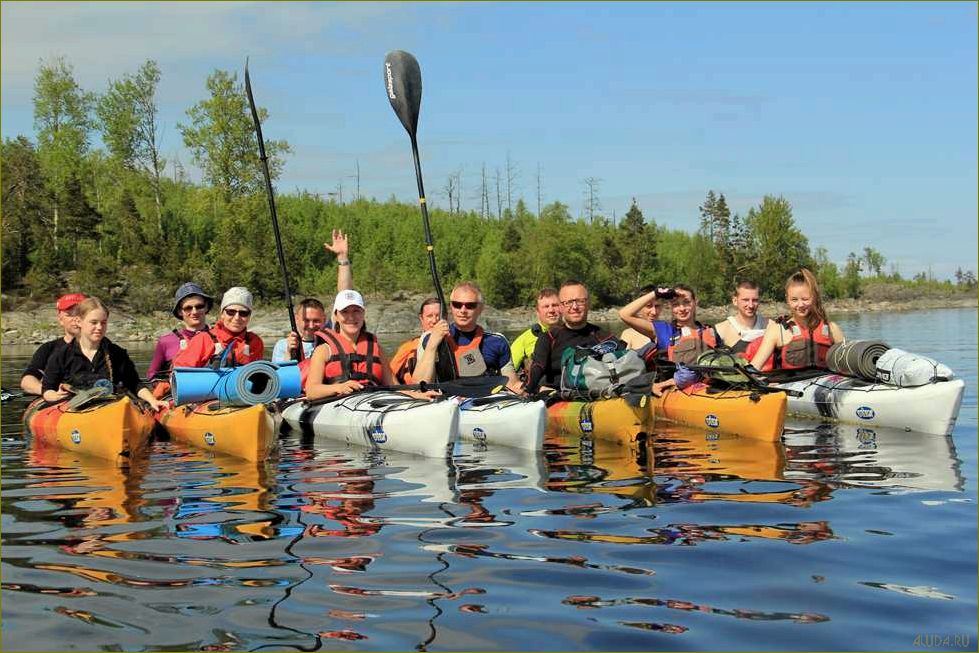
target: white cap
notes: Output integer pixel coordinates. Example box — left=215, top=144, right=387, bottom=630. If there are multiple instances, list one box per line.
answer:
left=220, top=286, right=254, bottom=311
left=333, top=289, right=365, bottom=312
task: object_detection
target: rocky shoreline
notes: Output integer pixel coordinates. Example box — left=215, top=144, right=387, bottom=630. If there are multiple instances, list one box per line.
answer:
left=2, top=293, right=975, bottom=347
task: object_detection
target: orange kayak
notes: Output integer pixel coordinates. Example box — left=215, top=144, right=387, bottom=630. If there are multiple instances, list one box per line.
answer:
left=23, top=395, right=155, bottom=463
left=156, top=400, right=276, bottom=462
left=547, top=396, right=650, bottom=445
left=650, top=382, right=786, bottom=441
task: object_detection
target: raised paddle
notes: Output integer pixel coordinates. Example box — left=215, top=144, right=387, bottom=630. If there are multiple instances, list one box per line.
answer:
left=244, top=59, right=304, bottom=361
left=383, top=50, right=458, bottom=380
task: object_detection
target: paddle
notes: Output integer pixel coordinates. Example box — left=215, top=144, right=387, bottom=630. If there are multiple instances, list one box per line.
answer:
left=244, top=59, right=304, bottom=361
left=1, top=387, right=23, bottom=402
left=666, top=360, right=804, bottom=397
left=383, top=50, right=458, bottom=380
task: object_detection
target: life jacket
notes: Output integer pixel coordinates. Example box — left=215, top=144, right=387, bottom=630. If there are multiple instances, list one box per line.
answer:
left=389, top=337, right=420, bottom=384
left=202, top=323, right=260, bottom=369
left=776, top=317, right=834, bottom=370
left=725, top=316, right=774, bottom=371
left=313, top=329, right=386, bottom=386
left=444, top=326, right=499, bottom=379
left=169, top=325, right=210, bottom=367
left=666, top=322, right=718, bottom=366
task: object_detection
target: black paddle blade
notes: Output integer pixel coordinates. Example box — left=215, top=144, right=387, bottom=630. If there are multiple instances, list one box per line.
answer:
left=384, top=50, right=422, bottom=136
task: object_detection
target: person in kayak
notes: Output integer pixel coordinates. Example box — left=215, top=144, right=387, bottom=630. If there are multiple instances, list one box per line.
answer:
left=619, top=284, right=663, bottom=350
left=715, top=280, right=772, bottom=368
left=750, top=268, right=845, bottom=371
left=41, top=297, right=168, bottom=411
left=510, top=288, right=562, bottom=381
left=271, top=229, right=353, bottom=363
left=146, top=282, right=213, bottom=380
left=388, top=297, right=441, bottom=384
left=172, top=287, right=264, bottom=368
left=526, top=280, right=619, bottom=394
left=20, top=293, right=86, bottom=396
left=305, top=290, right=436, bottom=400
left=413, top=281, right=522, bottom=392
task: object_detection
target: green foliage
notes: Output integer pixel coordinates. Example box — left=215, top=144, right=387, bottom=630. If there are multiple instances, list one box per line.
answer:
left=744, top=195, right=812, bottom=299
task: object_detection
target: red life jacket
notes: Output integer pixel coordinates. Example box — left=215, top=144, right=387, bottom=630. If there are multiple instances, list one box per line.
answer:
left=740, top=337, right=775, bottom=371
left=776, top=317, right=833, bottom=369
left=667, top=322, right=718, bottom=365
left=207, top=324, right=261, bottom=368
left=310, top=329, right=386, bottom=386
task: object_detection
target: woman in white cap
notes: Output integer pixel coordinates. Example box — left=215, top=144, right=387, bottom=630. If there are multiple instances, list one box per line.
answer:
left=305, top=290, right=436, bottom=400
left=146, top=282, right=214, bottom=380
left=172, top=286, right=264, bottom=368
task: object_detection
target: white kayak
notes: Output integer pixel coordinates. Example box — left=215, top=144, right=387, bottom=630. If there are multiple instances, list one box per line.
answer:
left=773, top=373, right=965, bottom=435
left=280, top=391, right=459, bottom=458
left=453, top=393, right=547, bottom=450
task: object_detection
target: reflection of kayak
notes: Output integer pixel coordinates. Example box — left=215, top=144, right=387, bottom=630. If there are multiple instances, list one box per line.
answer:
left=156, top=400, right=276, bottom=461
left=653, top=424, right=785, bottom=482
left=650, top=382, right=786, bottom=441
left=773, top=374, right=965, bottom=435
left=547, top=397, right=649, bottom=445
left=280, top=391, right=459, bottom=458
left=24, top=395, right=155, bottom=463
left=454, top=393, right=547, bottom=450
left=782, top=419, right=964, bottom=493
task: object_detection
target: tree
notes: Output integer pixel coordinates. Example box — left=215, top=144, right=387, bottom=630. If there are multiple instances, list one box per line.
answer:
left=862, top=246, right=885, bottom=277
left=96, top=60, right=166, bottom=234
left=178, top=69, right=290, bottom=200
left=33, top=56, right=93, bottom=247
left=744, top=195, right=812, bottom=298
left=617, top=198, right=657, bottom=296
left=698, top=190, right=731, bottom=247
left=843, top=252, right=862, bottom=298
left=1, top=137, right=50, bottom=287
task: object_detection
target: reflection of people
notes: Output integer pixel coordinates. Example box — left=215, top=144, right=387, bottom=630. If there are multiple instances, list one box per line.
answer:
left=41, top=297, right=167, bottom=411
left=173, top=287, right=265, bottom=368
left=146, top=282, right=213, bottom=380
left=750, top=269, right=845, bottom=371
left=21, top=293, right=86, bottom=396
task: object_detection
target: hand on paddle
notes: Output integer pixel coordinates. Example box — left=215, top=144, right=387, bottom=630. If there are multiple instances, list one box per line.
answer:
left=137, top=388, right=168, bottom=412
left=425, top=320, right=450, bottom=348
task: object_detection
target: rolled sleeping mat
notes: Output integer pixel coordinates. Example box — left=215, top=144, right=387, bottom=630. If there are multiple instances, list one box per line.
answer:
left=171, top=367, right=231, bottom=406
left=875, top=348, right=955, bottom=387
left=274, top=361, right=303, bottom=399
left=826, top=340, right=890, bottom=381
left=212, top=361, right=281, bottom=406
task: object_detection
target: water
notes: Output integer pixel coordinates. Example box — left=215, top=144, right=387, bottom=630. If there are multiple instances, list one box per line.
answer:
left=2, top=308, right=976, bottom=651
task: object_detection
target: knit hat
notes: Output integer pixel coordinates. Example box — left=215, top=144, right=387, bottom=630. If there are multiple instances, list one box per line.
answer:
left=333, top=289, right=365, bottom=312
left=56, top=293, right=86, bottom=312
left=172, top=282, right=214, bottom=318
left=220, top=287, right=254, bottom=312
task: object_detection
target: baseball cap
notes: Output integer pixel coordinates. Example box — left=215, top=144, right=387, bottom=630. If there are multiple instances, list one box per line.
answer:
left=333, top=290, right=365, bottom=312
left=56, top=293, right=86, bottom=312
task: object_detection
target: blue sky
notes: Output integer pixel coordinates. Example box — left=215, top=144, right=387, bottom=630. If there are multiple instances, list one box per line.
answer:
left=2, top=1, right=976, bottom=279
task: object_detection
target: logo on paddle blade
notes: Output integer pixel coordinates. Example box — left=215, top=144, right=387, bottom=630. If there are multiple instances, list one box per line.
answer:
left=385, top=62, right=396, bottom=100
left=370, top=426, right=387, bottom=444
left=70, top=429, right=81, bottom=444
left=204, top=431, right=216, bottom=446
left=855, top=406, right=876, bottom=420
left=472, top=427, right=487, bottom=442
left=705, top=414, right=720, bottom=428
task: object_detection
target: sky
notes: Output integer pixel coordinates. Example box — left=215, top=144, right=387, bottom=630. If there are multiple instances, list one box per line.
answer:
left=2, top=1, right=976, bottom=280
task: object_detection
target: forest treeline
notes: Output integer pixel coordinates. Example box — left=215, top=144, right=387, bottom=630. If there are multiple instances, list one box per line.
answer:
left=3, top=57, right=976, bottom=312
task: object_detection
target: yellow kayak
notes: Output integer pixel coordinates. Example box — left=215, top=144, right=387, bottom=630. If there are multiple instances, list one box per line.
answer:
left=650, top=381, right=786, bottom=441
left=547, top=396, right=650, bottom=445
left=23, top=395, right=155, bottom=463
left=157, top=400, right=276, bottom=462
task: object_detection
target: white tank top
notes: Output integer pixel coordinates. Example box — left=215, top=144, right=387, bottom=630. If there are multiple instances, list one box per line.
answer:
left=726, top=315, right=768, bottom=342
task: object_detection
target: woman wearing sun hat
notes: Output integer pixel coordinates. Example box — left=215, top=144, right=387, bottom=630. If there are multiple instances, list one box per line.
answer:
left=172, top=286, right=264, bottom=369
left=146, top=282, right=214, bottom=380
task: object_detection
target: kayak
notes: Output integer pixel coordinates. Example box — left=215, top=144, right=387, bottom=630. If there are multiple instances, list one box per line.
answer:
left=280, top=391, right=459, bottom=458
left=156, top=400, right=276, bottom=462
left=546, top=396, right=650, bottom=445
left=23, top=394, right=155, bottom=463
left=772, top=373, right=965, bottom=435
left=650, top=381, right=787, bottom=441
left=454, top=393, right=547, bottom=450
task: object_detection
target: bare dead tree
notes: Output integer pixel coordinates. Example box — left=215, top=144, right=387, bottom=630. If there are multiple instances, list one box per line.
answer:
left=494, top=167, right=503, bottom=219
left=536, top=162, right=542, bottom=216
left=505, top=151, right=519, bottom=214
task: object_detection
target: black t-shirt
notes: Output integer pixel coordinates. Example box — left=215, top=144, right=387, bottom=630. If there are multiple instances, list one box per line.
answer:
left=22, top=338, right=70, bottom=380
left=527, top=322, right=617, bottom=392
left=41, top=337, right=144, bottom=395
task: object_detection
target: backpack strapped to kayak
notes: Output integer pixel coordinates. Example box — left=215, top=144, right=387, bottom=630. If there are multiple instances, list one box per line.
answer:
left=560, top=339, right=646, bottom=400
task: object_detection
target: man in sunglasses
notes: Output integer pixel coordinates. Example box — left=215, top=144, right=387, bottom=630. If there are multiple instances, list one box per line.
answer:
left=413, top=281, right=522, bottom=391
left=173, top=287, right=265, bottom=368
left=525, top=280, right=619, bottom=394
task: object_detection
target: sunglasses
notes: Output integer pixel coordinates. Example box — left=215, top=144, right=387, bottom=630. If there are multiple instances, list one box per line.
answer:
left=450, top=301, right=480, bottom=310
left=223, top=308, right=252, bottom=318
left=181, top=303, right=208, bottom=313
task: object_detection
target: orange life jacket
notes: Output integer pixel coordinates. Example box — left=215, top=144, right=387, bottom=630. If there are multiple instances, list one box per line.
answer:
left=389, top=337, right=420, bottom=384
left=777, top=317, right=833, bottom=370
left=667, top=322, right=718, bottom=366
left=312, top=329, right=386, bottom=386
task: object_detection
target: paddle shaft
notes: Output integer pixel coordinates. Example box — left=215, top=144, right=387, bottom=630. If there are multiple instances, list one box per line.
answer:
left=244, top=62, right=303, bottom=361
left=409, top=135, right=448, bottom=319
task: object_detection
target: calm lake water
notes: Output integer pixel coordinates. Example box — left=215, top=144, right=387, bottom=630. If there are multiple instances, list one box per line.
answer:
left=2, top=308, right=976, bottom=651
